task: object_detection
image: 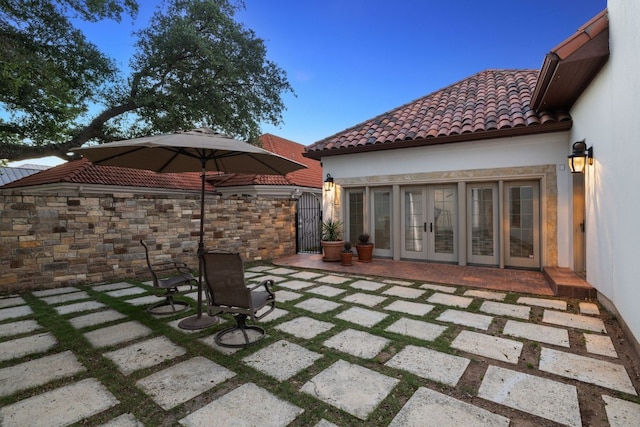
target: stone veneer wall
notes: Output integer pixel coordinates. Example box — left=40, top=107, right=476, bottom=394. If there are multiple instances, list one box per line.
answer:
left=0, top=190, right=296, bottom=293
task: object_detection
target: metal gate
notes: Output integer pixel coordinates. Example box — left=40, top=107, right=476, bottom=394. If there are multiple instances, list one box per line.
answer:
left=296, top=192, right=322, bottom=253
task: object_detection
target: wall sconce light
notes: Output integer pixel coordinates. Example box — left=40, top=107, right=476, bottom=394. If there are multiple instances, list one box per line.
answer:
left=567, top=140, right=593, bottom=174
left=324, top=173, right=334, bottom=191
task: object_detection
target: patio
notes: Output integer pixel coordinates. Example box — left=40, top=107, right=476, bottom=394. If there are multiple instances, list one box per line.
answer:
left=0, top=260, right=638, bottom=426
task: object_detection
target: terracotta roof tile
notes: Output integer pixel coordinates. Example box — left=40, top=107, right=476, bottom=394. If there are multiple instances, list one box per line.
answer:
left=305, top=69, right=571, bottom=157
left=2, top=134, right=322, bottom=191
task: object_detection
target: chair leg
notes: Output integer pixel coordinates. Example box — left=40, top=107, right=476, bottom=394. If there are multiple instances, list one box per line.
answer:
left=214, top=314, right=266, bottom=348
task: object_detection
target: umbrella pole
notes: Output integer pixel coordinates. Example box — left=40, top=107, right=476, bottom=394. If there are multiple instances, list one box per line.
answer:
left=178, top=162, right=219, bottom=330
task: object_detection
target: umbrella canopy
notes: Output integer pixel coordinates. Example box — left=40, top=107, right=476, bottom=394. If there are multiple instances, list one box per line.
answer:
left=73, top=128, right=305, bottom=175
left=73, top=128, right=306, bottom=330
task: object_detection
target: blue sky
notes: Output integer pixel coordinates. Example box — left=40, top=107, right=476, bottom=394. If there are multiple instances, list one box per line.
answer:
left=11, top=0, right=606, bottom=167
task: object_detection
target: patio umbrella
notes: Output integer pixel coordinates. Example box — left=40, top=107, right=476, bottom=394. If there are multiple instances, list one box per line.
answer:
left=73, top=128, right=306, bottom=329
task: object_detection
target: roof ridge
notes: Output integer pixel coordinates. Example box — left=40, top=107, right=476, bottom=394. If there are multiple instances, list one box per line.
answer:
left=310, top=69, right=540, bottom=147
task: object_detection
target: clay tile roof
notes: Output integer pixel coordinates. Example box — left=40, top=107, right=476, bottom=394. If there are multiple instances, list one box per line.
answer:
left=2, top=134, right=321, bottom=191
left=1, top=158, right=210, bottom=191
left=215, top=133, right=322, bottom=189
left=304, top=69, right=572, bottom=158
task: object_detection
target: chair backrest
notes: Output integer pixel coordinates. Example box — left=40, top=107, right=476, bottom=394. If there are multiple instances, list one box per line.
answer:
left=140, top=240, right=159, bottom=287
left=201, top=251, right=250, bottom=308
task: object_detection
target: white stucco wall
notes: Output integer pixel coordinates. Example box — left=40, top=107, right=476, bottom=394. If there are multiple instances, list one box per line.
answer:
left=322, top=132, right=573, bottom=267
left=570, top=0, right=640, bottom=346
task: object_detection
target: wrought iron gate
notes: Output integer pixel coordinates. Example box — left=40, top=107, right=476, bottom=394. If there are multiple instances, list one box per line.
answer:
left=296, top=192, right=321, bottom=253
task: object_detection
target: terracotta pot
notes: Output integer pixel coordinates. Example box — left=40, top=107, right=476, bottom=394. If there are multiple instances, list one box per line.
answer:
left=355, top=244, right=374, bottom=262
left=340, top=252, right=353, bottom=266
left=321, top=240, right=344, bottom=262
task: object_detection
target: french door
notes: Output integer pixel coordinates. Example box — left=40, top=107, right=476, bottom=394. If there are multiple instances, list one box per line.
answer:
left=504, top=181, right=540, bottom=268
left=402, top=186, right=457, bottom=262
left=372, top=188, right=392, bottom=257
left=467, top=183, right=499, bottom=265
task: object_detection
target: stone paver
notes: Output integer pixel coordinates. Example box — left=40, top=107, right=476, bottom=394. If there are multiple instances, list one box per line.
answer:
left=32, top=286, right=79, bottom=297
left=104, top=336, right=187, bottom=375
left=68, top=309, right=128, bottom=329
left=301, top=360, right=400, bottom=420
left=543, top=310, right=607, bottom=333
left=0, top=351, right=85, bottom=397
left=99, top=413, right=143, bottom=427
left=137, top=356, right=235, bottom=410
left=290, top=271, right=325, bottom=280
left=278, top=279, right=316, bottom=291
left=323, top=328, right=390, bottom=359
left=580, top=301, right=600, bottom=315
left=92, top=282, right=134, bottom=292
left=478, top=365, right=581, bottom=427
left=242, top=340, right=322, bottom=381
left=463, top=289, right=507, bottom=301
left=274, top=316, right=335, bottom=339
left=382, top=285, right=425, bottom=299
left=349, top=279, right=387, bottom=291
left=503, top=320, right=570, bottom=347
left=517, top=296, right=567, bottom=310
left=0, top=305, right=33, bottom=321
left=105, top=287, right=148, bottom=297
left=420, top=283, right=457, bottom=293
left=0, top=332, right=57, bottom=362
left=0, top=378, right=119, bottom=427
left=437, top=309, right=493, bottom=330
left=257, top=306, right=289, bottom=322
left=275, top=289, right=304, bottom=302
left=428, top=292, right=473, bottom=308
left=179, top=382, right=303, bottom=426
left=0, top=319, right=41, bottom=337
left=539, top=347, right=636, bottom=395
left=268, top=267, right=297, bottom=275
left=294, top=297, right=342, bottom=314
left=306, top=285, right=347, bottom=297
left=385, top=318, right=447, bottom=342
left=385, top=345, right=470, bottom=386
left=384, top=279, right=414, bottom=286
left=246, top=265, right=274, bottom=272
left=603, top=395, right=640, bottom=427
left=41, top=291, right=90, bottom=305
left=335, top=306, right=388, bottom=327
left=84, top=320, right=152, bottom=348
left=384, top=300, right=434, bottom=316
left=0, top=296, right=26, bottom=308
left=451, top=330, right=523, bottom=364
left=389, top=386, right=510, bottom=427
left=55, top=300, right=106, bottom=315
left=480, top=300, right=530, bottom=319
left=124, top=295, right=162, bottom=306
left=584, top=333, right=618, bottom=358
left=316, top=275, right=351, bottom=285
left=341, top=292, right=387, bottom=307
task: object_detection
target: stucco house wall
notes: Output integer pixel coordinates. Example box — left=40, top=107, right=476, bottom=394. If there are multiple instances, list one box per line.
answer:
left=569, top=0, right=640, bottom=352
left=323, top=131, right=572, bottom=268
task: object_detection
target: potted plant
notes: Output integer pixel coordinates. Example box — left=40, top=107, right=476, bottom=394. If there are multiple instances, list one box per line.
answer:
left=321, top=218, right=344, bottom=262
left=340, top=242, right=354, bottom=266
left=355, top=233, right=374, bottom=262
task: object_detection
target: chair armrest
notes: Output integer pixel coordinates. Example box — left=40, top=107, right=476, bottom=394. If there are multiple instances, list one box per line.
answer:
left=248, top=279, right=275, bottom=297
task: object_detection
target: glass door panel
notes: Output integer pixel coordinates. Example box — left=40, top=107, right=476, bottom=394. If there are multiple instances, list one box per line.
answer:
left=402, top=188, right=424, bottom=259
left=504, top=181, right=539, bottom=268
left=428, top=186, right=457, bottom=262
left=372, top=189, right=392, bottom=257
left=347, top=190, right=364, bottom=244
left=468, top=184, right=498, bottom=265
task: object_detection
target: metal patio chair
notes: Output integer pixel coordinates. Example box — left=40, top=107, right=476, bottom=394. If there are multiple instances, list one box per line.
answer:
left=201, top=250, right=275, bottom=347
left=140, top=240, right=195, bottom=315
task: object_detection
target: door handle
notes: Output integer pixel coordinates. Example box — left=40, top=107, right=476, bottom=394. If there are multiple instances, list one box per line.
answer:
left=430, top=222, right=433, bottom=232
left=580, top=221, right=585, bottom=232
left=424, top=222, right=427, bottom=232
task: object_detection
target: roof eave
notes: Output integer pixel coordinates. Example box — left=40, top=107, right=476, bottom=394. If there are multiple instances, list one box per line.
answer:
left=304, top=121, right=573, bottom=159
left=532, top=9, right=609, bottom=111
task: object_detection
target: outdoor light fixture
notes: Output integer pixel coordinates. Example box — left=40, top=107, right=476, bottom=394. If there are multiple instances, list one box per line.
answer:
left=568, top=140, right=593, bottom=174
left=324, top=173, right=334, bottom=191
